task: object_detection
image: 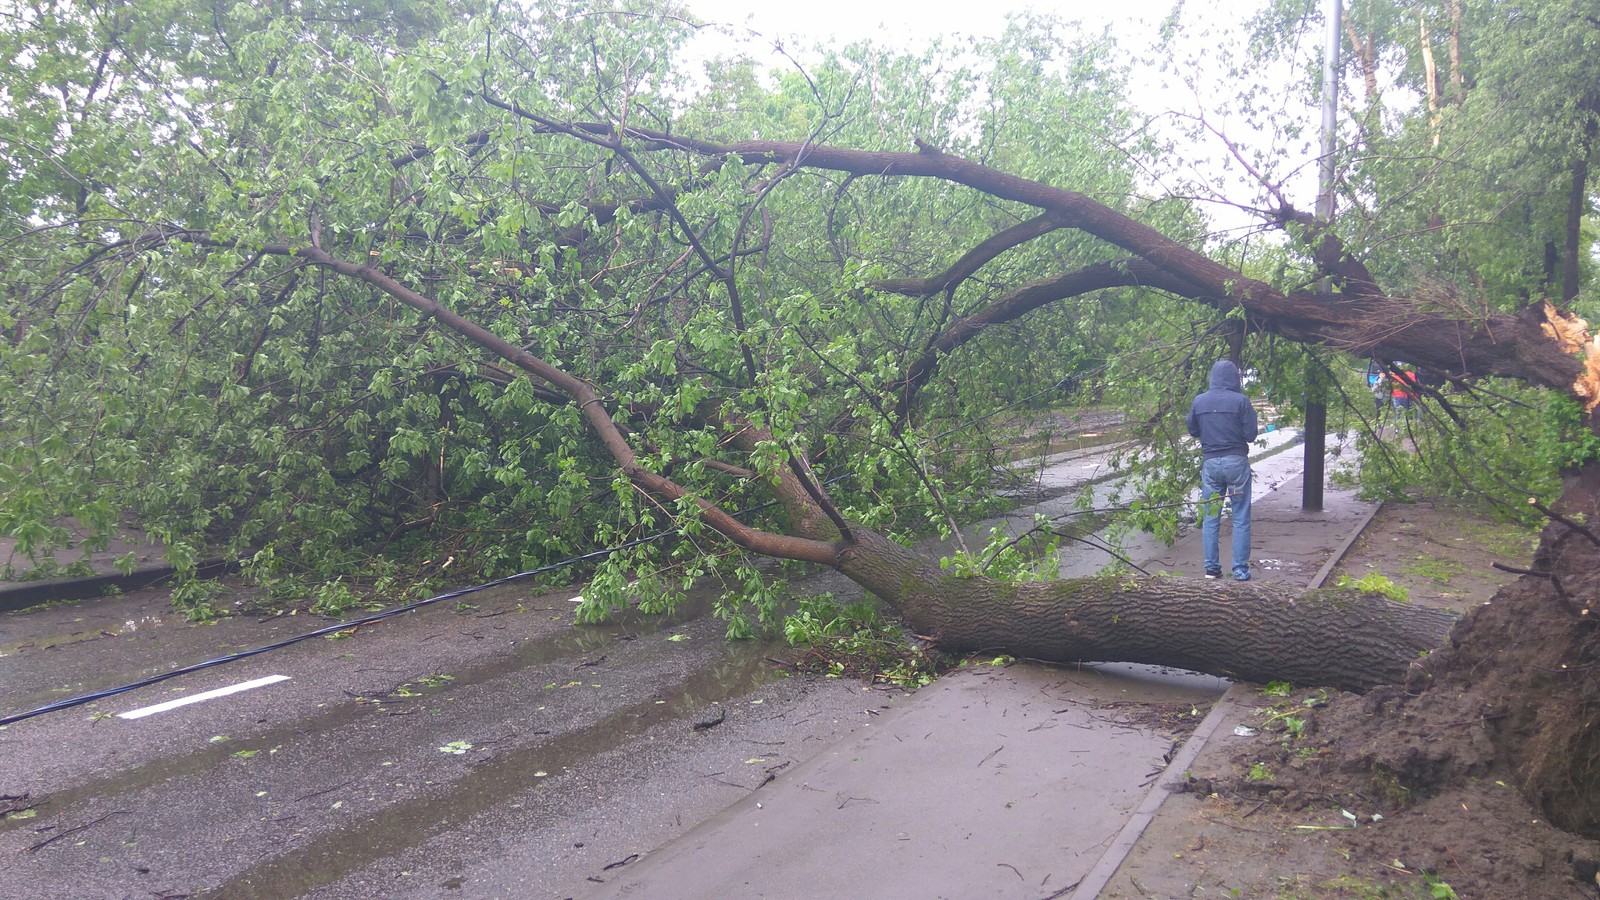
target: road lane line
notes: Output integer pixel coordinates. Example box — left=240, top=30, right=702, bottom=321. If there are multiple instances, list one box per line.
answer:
left=117, top=674, right=291, bottom=719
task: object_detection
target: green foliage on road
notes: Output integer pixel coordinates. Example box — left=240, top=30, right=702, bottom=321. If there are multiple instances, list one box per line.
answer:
left=782, top=593, right=939, bottom=687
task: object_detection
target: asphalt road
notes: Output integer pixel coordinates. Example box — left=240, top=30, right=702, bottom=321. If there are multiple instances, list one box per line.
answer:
left=1, top=567, right=904, bottom=899
left=0, top=428, right=1333, bottom=898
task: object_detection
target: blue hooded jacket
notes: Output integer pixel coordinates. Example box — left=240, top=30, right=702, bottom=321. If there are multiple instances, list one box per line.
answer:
left=1186, top=360, right=1258, bottom=460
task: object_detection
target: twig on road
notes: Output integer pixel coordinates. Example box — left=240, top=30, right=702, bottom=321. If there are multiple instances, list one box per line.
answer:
left=26, top=810, right=129, bottom=853
left=977, top=745, right=1004, bottom=768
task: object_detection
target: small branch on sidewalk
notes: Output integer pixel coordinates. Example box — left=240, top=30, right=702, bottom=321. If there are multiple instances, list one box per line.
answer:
left=1197, top=812, right=1275, bottom=834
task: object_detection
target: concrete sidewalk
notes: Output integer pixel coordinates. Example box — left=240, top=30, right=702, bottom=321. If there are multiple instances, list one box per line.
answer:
left=577, top=470, right=1381, bottom=899
left=1139, top=468, right=1378, bottom=587
left=587, top=664, right=1225, bottom=900
left=0, top=523, right=202, bottom=614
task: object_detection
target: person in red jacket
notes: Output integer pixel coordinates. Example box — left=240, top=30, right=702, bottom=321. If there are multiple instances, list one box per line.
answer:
left=1391, top=367, right=1418, bottom=411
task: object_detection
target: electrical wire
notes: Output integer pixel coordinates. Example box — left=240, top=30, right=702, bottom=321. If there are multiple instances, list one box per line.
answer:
left=0, top=479, right=838, bottom=727
left=0, top=542, right=645, bottom=727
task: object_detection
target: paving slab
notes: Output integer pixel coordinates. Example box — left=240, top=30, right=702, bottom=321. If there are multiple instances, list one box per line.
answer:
left=585, top=663, right=1225, bottom=900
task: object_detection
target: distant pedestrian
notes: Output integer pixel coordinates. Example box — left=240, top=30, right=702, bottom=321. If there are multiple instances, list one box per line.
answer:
left=1366, top=361, right=1385, bottom=417
left=1391, top=367, right=1418, bottom=412
left=1187, top=360, right=1259, bottom=582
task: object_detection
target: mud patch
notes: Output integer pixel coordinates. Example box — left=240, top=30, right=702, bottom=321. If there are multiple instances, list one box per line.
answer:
left=1327, top=498, right=1536, bottom=615
left=1104, top=498, right=1600, bottom=899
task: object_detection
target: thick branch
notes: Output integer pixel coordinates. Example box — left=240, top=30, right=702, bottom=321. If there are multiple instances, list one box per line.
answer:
left=873, top=212, right=1069, bottom=296
left=1274, top=204, right=1384, bottom=299
left=890, top=259, right=1212, bottom=422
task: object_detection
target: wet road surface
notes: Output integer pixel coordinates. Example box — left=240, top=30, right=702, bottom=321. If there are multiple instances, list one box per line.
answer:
left=0, top=428, right=1350, bottom=898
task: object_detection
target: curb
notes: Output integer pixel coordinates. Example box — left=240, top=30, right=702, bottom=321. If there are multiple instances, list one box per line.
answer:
left=0, top=559, right=232, bottom=615
left=1070, top=492, right=1383, bottom=899
left=1070, top=681, right=1251, bottom=899
left=1307, top=500, right=1385, bottom=591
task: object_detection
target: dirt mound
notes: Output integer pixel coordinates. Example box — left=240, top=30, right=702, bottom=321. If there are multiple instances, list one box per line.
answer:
left=1117, top=498, right=1600, bottom=898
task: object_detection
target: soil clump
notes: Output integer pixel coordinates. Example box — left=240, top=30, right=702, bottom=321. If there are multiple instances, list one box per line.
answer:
left=1107, top=498, right=1600, bottom=899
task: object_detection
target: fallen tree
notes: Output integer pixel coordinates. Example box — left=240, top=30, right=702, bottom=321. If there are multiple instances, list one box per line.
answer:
left=151, top=183, right=1488, bottom=694
left=5, top=0, right=1600, bottom=845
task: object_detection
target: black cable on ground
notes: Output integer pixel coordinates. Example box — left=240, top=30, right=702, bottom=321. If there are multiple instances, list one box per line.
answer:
left=0, top=503, right=740, bottom=728
left=0, top=479, right=842, bottom=728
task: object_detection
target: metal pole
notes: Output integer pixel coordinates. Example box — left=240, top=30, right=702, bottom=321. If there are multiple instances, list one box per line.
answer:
left=1317, top=0, right=1341, bottom=225
left=1303, top=0, right=1341, bottom=512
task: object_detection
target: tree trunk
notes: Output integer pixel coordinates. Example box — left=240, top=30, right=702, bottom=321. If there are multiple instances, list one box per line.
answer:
left=1343, top=18, right=1379, bottom=102
left=1564, top=120, right=1595, bottom=303
left=1448, top=0, right=1465, bottom=103
left=834, top=528, right=1455, bottom=693
left=220, top=235, right=1588, bottom=699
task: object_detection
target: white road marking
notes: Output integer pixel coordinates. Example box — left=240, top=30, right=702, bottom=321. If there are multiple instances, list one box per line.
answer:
left=117, top=675, right=291, bottom=719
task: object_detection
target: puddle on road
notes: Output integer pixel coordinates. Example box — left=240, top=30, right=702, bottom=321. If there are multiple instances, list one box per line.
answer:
left=210, top=639, right=782, bottom=899
left=0, top=615, right=166, bottom=658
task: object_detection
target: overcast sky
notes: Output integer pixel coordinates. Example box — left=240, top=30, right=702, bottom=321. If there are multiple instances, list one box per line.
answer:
left=677, top=0, right=1287, bottom=143
left=680, top=0, right=1311, bottom=232
left=684, top=0, right=1189, bottom=49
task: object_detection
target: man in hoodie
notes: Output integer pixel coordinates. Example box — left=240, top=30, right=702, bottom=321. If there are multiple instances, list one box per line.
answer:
left=1186, top=359, right=1259, bottom=581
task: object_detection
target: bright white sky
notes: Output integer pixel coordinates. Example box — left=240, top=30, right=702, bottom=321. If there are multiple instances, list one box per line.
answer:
left=682, top=0, right=1311, bottom=234
left=686, top=0, right=1186, bottom=49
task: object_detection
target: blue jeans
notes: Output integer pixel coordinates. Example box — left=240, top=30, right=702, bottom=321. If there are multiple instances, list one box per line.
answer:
left=1200, top=455, right=1252, bottom=576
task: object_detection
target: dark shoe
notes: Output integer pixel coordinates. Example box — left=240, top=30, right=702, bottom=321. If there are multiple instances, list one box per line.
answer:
left=1205, top=569, right=1222, bottom=579
left=1234, top=570, right=1251, bottom=582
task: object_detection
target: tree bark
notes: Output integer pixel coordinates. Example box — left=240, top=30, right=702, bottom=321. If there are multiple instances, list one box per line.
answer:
left=1564, top=120, right=1595, bottom=303
left=833, top=528, right=1455, bottom=693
